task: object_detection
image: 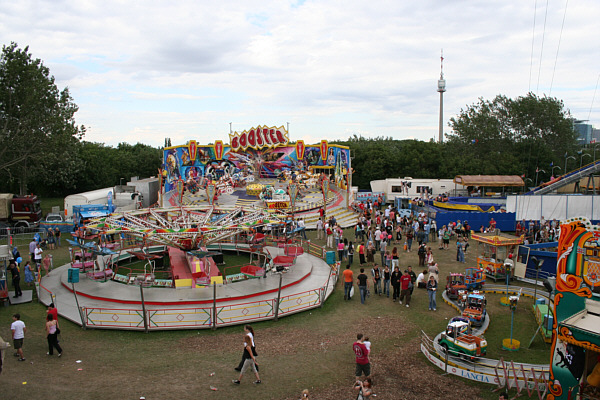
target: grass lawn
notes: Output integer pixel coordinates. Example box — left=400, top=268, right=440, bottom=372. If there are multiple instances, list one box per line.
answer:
left=0, top=222, right=552, bottom=399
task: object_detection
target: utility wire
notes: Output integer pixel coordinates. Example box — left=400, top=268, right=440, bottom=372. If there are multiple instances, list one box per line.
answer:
left=589, top=73, right=600, bottom=121
left=549, top=0, right=569, bottom=95
left=536, top=0, right=550, bottom=95
left=529, top=0, right=538, bottom=93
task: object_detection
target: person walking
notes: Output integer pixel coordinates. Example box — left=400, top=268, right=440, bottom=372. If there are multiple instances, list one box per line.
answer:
left=343, top=265, right=354, bottom=300
left=382, top=265, right=391, bottom=298
left=399, top=270, right=412, bottom=307
left=356, top=268, right=369, bottom=304
left=45, top=314, right=62, bottom=356
left=348, top=241, right=354, bottom=265
left=23, top=262, right=34, bottom=286
left=358, top=243, right=366, bottom=266
left=8, top=262, right=22, bottom=298
left=418, top=242, right=426, bottom=266
left=233, top=325, right=261, bottom=385
left=55, top=228, right=61, bottom=247
left=353, top=334, right=370, bottom=383
left=391, top=266, right=401, bottom=302
left=427, top=275, right=438, bottom=311
left=371, top=264, right=382, bottom=296
left=11, top=313, right=26, bottom=361
left=34, top=243, right=43, bottom=269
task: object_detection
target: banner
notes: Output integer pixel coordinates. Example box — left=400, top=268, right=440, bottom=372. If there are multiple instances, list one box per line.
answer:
left=320, top=140, right=328, bottom=161
left=289, top=184, right=298, bottom=208
left=214, top=140, right=223, bottom=160
left=321, top=179, right=329, bottom=200
left=188, top=140, right=197, bottom=161
left=206, top=184, right=216, bottom=206
left=296, top=140, right=305, bottom=160
left=229, top=125, right=289, bottom=151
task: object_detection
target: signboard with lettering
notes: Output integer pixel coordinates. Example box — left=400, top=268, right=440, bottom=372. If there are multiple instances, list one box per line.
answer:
left=229, top=125, right=289, bottom=152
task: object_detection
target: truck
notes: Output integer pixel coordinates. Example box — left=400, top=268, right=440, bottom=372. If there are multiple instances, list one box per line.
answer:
left=438, top=319, right=487, bottom=360
left=0, top=194, right=42, bottom=230
left=465, top=267, right=485, bottom=290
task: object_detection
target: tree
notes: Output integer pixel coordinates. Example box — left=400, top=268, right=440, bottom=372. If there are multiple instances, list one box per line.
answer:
left=446, top=93, right=578, bottom=180
left=0, top=42, right=84, bottom=194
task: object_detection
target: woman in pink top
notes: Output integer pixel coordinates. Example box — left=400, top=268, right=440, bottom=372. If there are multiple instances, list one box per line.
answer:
left=337, top=240, right=345, bottom=262
left=45, top=314, right=62, bottom=356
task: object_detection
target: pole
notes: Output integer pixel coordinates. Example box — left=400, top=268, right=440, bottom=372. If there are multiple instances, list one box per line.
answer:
left=510, top=308, right=514, bottom=345
left=533, top=267, right=539, bottom=301
left=274, top=273, right=283, bottom=321
left=212, top=282, right=217, bottom=330
left=71, top=282, right=86, bottom=329
left=140, top=284, right=148, bottom=333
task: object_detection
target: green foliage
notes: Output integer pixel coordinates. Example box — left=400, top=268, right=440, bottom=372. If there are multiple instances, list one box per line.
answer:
left=0, top=42, right=84, bottom=194
left=446, top=93, right=579, bottom=179
left=338, top=93, right=579, bottom=189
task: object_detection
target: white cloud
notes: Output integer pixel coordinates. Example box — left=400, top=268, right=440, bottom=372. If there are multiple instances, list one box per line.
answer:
left=0, top=0, right=598, bottom=148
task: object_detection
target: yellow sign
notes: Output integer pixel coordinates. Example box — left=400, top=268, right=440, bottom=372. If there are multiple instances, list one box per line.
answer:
left=267, top=201, right=290, bottom=209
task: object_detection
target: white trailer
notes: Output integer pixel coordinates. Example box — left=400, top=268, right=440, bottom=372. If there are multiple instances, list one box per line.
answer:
left=370, top=177, right=467, bottom=203
left=64, top=187, right=140, bottom=219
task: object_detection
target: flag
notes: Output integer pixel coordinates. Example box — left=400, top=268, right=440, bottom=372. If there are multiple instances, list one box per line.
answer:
left=521, top=173, right=525, bottom=178
left=536, top=167, right=539, bottom=173
left=564, top=152, right=568, bottom=158
left=549, top=161, right=553, bottom=167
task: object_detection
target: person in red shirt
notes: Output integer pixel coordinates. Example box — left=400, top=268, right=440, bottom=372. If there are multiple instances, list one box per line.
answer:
left=342, top=265, right=354, bottom=300
left=353, top=333, right=370, bottom=382
left=399, top=270, right=412, bottom=307
left=47, top=303, right=58, bottom=321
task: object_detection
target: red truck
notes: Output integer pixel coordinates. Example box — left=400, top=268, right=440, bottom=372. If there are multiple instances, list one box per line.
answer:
left=0, top=194, right=42, bottom=230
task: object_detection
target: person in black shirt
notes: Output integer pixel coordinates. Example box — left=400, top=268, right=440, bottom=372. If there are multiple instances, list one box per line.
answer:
left=391, top=266, right=401, bottom=302
left=8, top=262, right=22, bottom=297
left=356, top=268, right=369, bottom=304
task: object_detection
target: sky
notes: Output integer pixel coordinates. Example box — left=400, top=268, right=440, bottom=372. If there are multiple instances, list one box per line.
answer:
left=1, top=0, right=599, bottom=148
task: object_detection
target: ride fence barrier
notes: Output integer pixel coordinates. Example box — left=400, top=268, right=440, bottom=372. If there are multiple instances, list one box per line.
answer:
left=73, top=236, right=339, bottom=330
left=420, top=331, right=549, bottom=397
left=81, top=280, right=335, bottom=331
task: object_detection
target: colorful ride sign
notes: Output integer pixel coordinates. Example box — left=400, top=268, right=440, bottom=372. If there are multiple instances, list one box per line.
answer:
left=229, top=125, right=289, bottom=151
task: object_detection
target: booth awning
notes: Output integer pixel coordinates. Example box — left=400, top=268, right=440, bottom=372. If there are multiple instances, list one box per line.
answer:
left=453, top=175, right=524, bottom=187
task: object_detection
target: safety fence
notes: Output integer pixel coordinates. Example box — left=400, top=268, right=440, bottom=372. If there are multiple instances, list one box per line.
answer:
left=39, top=237, right=338, bottom=331
left=420, top=331, right=549, bottom=399
left=80, top=281, right=334, bottom=331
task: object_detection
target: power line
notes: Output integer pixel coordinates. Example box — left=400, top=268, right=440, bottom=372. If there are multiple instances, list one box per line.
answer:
left=549, top=0, right=569, bottom=96
left=589, top=73, right=600, bottom=121
left=536, top=0, right=550, bottom=95
left=529, top=0, right=538, bottom=92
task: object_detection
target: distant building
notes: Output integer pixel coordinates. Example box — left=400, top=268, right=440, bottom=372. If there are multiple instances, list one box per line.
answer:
left=592, top=128, right=600, bottom=144
left=573, top=119, right=593, bottom=145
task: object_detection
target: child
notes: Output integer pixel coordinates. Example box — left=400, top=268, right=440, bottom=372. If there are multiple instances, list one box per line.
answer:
left=363, top=336, right=371, bottom=355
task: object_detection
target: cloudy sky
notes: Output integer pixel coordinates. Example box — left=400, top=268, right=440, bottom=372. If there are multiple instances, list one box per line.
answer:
left=2, top=0, right=598, bottom=147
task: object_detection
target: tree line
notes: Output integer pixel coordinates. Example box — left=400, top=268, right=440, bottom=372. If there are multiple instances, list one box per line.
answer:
left=1, top=43, right=583, bottom=196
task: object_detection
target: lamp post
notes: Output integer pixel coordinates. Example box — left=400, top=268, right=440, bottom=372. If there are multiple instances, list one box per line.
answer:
left=564, top=155, right=575, bottom=173
left=580, top=153, right=592, bottom=169
left=551, top=165, right=561, bottom=178
left=593, top=144, right=600, bottom=163
left=535, top=169, right=545, bottom=187
left=531, top=256, right=544, bottom=301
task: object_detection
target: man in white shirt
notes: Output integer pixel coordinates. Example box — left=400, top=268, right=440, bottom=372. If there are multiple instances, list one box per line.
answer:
left=34, top=243, right=43, bottom=268
left=297, top=218, right=307, bottom=239
left=11, top=313, right=27, bottom=361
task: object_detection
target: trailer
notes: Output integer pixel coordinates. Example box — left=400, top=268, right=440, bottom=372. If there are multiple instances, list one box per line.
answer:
left=64, top=187, right=140, bottom=219
left=371, top=177, right=466, bottom=203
